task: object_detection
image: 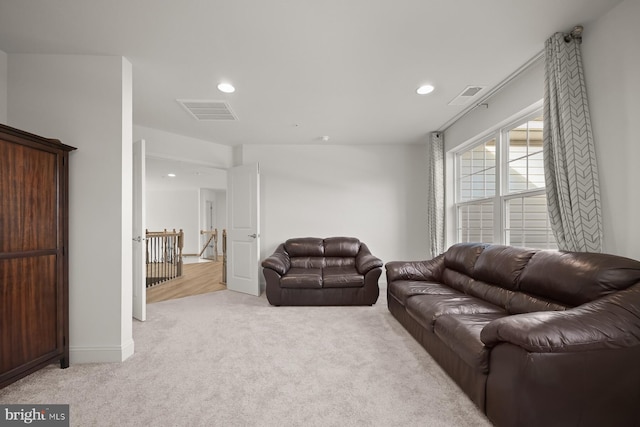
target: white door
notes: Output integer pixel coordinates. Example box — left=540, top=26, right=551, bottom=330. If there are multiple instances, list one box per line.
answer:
left=227, top=163, right=260, bottom=296
left=132, top=139, right=146, bottom=321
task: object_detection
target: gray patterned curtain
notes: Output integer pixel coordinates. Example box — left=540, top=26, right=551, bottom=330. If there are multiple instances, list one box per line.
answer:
left=543, top=31, right=603, bottom=252
left=427, top=132, right=445, bottom=257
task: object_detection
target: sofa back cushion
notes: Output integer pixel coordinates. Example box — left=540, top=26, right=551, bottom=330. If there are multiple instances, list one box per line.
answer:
left=285, top=237, right=324, bottom=257
left=473, top=245, right=537, bottom=291
left=442, top=243, right=570, bottom=314
left=519, top=250, right=640, bottom=306
left=444, top=243, right=487, bottom=277
left=324, top=237, right=360, bottom=257
left=284, top=237, right=361, bottom=269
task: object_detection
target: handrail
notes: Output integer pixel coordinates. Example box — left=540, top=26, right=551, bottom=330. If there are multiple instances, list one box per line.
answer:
left=199, top=229, right=219, bottom=260
left=145, top=229, right=184, bottom=287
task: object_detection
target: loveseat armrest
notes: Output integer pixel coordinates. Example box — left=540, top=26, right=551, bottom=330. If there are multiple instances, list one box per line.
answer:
left=385, top=254, right=445, bottom=283
left=481, top=283, right=640, bottom=353
left=261, top=244, right=291, bottom=275
left=355, top=243, right=383, bottom=274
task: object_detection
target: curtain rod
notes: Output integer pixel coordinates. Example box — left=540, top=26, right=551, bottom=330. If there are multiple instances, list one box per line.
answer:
left=437, top=49, right=545, bottom=133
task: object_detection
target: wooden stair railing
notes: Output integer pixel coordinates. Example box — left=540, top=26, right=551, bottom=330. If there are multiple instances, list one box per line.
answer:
left=199, top=229, right=219, bottom=260
left=145, top=229, right=184, bottom=287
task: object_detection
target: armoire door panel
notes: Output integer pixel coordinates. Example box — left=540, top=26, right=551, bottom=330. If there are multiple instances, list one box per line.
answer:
left=0, top=255, right=58, bottom=373
left=0, top=139, right=57, bottom=253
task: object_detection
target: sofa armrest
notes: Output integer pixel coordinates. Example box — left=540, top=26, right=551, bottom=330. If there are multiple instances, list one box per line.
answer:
left=356, top=254, right=383, bottom=274
left=355, top=243, right=383, bottom=274
left=261, top=244, right=291, bottom=275
left=481, top=283, right=640, bottom=353
left=385, top=254, right=445, bottom=283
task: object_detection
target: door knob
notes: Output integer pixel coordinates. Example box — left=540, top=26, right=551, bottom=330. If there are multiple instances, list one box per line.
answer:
left=248, top=233, right=257, bottom=238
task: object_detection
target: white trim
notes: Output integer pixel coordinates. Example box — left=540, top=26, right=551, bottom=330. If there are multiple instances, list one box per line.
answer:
left=70, top=339, right=135, bottom=364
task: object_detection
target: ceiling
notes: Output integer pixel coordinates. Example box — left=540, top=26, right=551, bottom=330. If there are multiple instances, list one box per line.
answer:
left=145, top=156, right=227, bottom=191
left=0, top=0, right=620, bottom=147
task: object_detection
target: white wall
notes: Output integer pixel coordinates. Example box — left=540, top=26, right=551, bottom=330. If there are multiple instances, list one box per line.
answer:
left=241, top=143, right=429, bottom=276
left=146, top=189, right=201, bottom=254
left=8, top=54, right=134, bottom=363
left=583, top=0, right=640, bottom=260
left=0, top=50, right=7, bottom=124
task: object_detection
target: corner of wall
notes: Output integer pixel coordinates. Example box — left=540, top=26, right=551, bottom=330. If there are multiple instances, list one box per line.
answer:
left=232, top=145, right=244, bottom=166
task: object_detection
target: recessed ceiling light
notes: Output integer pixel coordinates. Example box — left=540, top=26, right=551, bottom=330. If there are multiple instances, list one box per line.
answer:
left=217, top=83, right=235, bottom=93
left=167, top=173, right=176, bottom=178
left=417, top=85, right=435, bottom=95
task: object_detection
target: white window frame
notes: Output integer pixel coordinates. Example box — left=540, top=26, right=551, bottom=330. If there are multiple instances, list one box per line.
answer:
left=452, top=107, right=556, bottom=249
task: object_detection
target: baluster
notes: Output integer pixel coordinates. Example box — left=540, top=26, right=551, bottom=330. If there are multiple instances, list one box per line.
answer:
left=222, top=229, right=227, bottom=284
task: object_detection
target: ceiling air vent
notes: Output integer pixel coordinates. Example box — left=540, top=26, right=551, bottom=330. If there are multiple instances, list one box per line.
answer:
left=447, top=86, right=487, bottom=106
left=177, top=99, right=238, bottom=121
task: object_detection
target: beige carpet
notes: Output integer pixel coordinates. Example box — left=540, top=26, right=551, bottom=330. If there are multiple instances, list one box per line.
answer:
left=0, top=288, right=491, bottom=426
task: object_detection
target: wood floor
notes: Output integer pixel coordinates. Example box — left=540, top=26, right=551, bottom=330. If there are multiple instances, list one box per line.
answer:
left=146, top=260, right=225, bottom=304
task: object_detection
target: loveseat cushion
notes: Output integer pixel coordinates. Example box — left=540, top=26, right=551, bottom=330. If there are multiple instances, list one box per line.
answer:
left=434, top=313, right=506, bottom=374
left=285, top=237, right=324, bottom=257
left=324, top=237, right=360, bottom=257
left=405, top=294, right=506, bottom=331
left=388, top=280, right=460, bottom=306
left=323, top=266, right=364, bottom=288
left=280, top=267, right=322, bottom=288
left=290, top=256, right=325, bottom=269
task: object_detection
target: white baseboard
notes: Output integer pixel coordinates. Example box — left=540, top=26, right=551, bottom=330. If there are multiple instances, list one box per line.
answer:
left=70, top=339, right=135, bottom=364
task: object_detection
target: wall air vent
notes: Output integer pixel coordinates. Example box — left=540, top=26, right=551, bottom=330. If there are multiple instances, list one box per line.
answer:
left=447, top=86, right=487, bottom=106
left=177, top=99, right=238, bottom=121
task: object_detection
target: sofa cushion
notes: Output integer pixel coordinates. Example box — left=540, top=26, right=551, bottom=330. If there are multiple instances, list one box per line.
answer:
left=388, top=280, right=461, bottom=306
left=444, top=243, right=487, bottom=277
left=441, top=268, right=474, bottom=293
left=324, top=257, right=356, bottom=267
left=465, top=279, right=568, bottom=314
left=323, top=266, right=363, bottom=288
left=405, top=294, right=506, bottom=331
left=285, top=237, right=324, bottom=257
left=473, top=245, right=537, bottom=291
left=290, top=257, right=325, bottom=269
left=465, top=279, right=516, bottom=310
left=324, top=237, right=360, bottom=257
left=280, top=268, right=323, bottom=288
left=519, top=251, right=640, bottom=306
left=508, top=292, right=568, bottom=314
left=434, top=313, right=506, bottom=374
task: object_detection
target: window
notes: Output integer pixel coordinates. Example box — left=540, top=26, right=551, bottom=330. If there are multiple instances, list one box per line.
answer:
left=455, top=112, right=557, bottom=249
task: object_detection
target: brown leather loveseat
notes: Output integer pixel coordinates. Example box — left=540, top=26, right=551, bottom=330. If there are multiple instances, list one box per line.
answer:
left=262, top=236, right=383, bottom=306
left=386, top=243, right=640, bottom=427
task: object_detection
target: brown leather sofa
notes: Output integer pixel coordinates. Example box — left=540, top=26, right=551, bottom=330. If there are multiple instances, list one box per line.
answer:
left=262, top=237, right=383, bottom=306
left=386, top=243, right=640, bottom=427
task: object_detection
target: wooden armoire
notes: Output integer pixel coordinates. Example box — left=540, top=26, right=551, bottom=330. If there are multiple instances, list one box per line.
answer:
left=0, top=124, right=76, bottom=389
